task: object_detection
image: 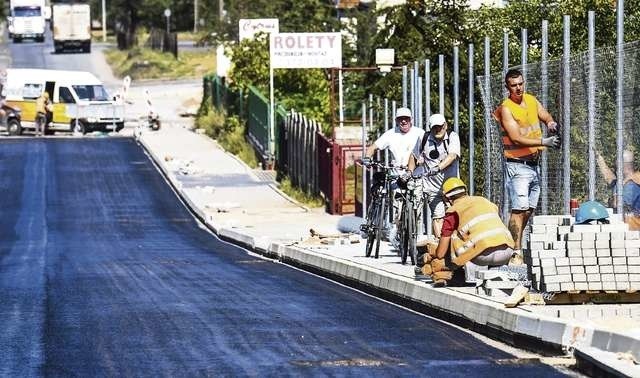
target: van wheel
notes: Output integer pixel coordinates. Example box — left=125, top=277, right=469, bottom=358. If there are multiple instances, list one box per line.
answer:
left=71, top=120, right=86, bottom=135
left=13, top=37, right=21, bottom=43
left=7, top=119, right=22, bottom=136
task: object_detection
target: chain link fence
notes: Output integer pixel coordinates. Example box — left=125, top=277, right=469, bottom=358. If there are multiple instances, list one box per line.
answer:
left=478, top=40, right=640, bottom=216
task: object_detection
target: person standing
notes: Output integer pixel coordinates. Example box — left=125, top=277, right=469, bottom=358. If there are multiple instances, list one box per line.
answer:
left=417, top=177, right=515, bottom=286
left=494, top=68, right=560, bottom=251
left=364, top=107, right=425, bottom=243
left=408, top=113, right=460, bottom=238
left=35, top=91, right=53, bottom=137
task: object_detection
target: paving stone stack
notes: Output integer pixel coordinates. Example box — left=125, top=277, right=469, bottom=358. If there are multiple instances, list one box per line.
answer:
left=526, top=214, right=640, bottom=293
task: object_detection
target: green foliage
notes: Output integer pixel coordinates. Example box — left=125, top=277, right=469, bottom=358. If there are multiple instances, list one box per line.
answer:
left=228, top=35, right=331, bottom=125
left=195, top=106, right=259, bottom=168
left=278, top=176, right=325, bottom=208
left=103, top=47, right=215, bottom=80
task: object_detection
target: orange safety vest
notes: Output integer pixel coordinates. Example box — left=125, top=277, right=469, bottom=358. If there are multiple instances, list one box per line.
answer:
left=447, top=196, right=514, bottom=267
left=493, top=93, right=543, bottom=160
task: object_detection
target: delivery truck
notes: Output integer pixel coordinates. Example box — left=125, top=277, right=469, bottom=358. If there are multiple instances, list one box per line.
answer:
left=3, top=69, right=124, bottom=135
left=8, top=0, right=46, bottom=43
left=52, top=3, right=91, bottom=53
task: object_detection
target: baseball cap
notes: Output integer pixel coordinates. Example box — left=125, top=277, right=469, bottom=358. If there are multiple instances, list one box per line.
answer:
left=428, top=113, right=446, bottom=128
left=395, top=107, right=412, bottom=119
left=624, top=150, right=634, bottom=163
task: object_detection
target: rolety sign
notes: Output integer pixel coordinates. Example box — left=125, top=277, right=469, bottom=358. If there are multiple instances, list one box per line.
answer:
left=270, top=32, right=342, bottom=69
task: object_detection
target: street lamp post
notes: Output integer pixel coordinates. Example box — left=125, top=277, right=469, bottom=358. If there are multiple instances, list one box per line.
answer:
left=102, top=0, right=106, bottom=42
left=164, top=8, right=171, bottom=34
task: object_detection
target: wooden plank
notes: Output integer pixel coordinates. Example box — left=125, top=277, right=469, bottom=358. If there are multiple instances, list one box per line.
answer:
left=544, top=291, right=640, bottom=305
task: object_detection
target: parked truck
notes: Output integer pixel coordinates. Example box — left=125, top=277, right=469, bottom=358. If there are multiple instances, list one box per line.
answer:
left=8, top=0, right=46, bottom=43
left=52, top=3, right=91, bottom=53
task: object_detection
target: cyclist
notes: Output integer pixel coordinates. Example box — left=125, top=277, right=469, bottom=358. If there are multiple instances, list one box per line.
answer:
left=408, top=113, right=460, bottom=238
left=364, top=107, right=424, bottom=244
left=418, top=177, right=516, bottom=287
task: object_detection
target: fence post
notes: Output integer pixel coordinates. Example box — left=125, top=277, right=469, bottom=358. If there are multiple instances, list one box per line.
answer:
left=453, top=44, right=459, bottom=133
left=562, top=15, right=571, bottom=215
left=468, top=43, right=475, bottom=195
left=588, top=11, right=596, bottom=201
left=483, top=36, right=492, bottom=200
left=541, top=20, right=549, bottom=214
left=615, top=0, right=625, bottom=216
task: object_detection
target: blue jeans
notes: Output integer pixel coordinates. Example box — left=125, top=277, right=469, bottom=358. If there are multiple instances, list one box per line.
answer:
left=506, top=161, right=540, bottom=210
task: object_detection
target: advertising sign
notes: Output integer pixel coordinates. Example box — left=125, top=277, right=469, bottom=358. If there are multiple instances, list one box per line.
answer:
left=269, top=32, right=342, bottom=69
left=239, top=18, right=279, bottom=41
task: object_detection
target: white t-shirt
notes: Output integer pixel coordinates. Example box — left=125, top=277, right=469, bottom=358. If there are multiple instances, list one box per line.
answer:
left=413, top=130, right=461, bottom=193
left=374, top=126, right=425, bottom=168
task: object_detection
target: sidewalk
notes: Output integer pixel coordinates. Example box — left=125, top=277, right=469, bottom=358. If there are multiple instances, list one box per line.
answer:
left=138, top=123, right=639, bottom=376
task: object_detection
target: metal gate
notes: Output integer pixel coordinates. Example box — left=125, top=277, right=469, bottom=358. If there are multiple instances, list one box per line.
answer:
left=318, top=134, right=363, bottom=215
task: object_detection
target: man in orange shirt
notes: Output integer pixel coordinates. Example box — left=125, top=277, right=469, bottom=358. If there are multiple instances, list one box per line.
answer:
left=494, top=69, right=560, bottom=251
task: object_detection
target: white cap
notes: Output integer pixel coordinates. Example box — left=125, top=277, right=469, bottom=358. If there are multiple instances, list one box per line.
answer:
left=624, top=150, right=634, bottom=163
left=395, top=107, right=412, bottom=119
left=428, top=113, right=446, bottom=128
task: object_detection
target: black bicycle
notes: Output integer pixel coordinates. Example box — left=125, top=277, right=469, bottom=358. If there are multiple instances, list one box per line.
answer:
left=359, top=160, right=397, bottom=259
left=397, top=173, right=423, bottom=265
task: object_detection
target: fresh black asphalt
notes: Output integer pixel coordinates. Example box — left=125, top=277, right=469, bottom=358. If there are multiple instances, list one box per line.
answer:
left=0, top=138, right=569, bottom=376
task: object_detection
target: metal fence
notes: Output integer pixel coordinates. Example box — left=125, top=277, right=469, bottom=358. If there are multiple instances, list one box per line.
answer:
left=277, top=110, right=321, bottom=196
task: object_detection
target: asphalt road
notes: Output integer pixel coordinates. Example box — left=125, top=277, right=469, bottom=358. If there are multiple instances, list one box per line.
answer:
left=0, top=138, right=572, bottom=376
left=2, top=28, right=575, bottom=376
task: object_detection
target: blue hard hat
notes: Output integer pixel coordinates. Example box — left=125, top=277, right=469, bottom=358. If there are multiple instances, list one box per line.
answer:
left=575, top=201, right=610, bottom=224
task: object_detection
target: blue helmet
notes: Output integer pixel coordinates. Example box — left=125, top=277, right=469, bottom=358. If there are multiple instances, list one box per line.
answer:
left=575, top=201, right=610, bottom=224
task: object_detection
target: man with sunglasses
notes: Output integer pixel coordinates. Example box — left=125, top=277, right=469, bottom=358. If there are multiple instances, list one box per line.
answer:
left=365, top=107, right=425, bottom=245
left=408, top=113, right=460, bottom=238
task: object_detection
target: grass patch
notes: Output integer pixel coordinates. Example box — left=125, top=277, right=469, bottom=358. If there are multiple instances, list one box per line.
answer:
left=103, top=46, right=215, bottom=80
left=195, top=104, right=259, bottom=169
left=279, top=177, right=325, bottom=208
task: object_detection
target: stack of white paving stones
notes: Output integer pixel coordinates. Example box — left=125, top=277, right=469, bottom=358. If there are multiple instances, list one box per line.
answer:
left=525, top=213, right=640, bottom=293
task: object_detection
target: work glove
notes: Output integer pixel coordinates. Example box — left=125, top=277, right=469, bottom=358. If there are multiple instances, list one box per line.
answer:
left=541, top=135, right=561, bottom=149
left=426, top=165, right=441, bottom=176
left=360, top=157, right=372, bottom=166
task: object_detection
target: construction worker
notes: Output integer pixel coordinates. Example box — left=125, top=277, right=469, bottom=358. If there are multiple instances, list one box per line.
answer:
left=35, top=91, right=53, bottom=137
left=418, top=177, right=516, bottom=287
left=596, top=150, right=640, bottom=229
left=494, top=68, right=560, bottom=252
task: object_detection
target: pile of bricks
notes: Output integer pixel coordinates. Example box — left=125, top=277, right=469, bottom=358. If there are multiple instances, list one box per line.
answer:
left=526, top=214, right=640, bottom=293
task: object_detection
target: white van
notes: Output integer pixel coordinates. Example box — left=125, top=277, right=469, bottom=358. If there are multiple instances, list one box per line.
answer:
left=4, top=68, right=124, bottom=135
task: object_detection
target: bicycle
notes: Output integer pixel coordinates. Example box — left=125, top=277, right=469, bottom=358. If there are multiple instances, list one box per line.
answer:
left=359, top=159, right=398, bottom=259
left=396, top=173, right=423, bottom=265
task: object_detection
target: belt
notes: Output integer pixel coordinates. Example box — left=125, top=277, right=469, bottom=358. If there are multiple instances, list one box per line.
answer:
left=506, top=158, right=538, bottom=167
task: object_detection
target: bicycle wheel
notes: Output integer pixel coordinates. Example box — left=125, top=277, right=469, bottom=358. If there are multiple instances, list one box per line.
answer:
left=400, top=199, right=410, bottom=265
left=407, top=207, right=417, bottom=265
left=364, top=196, right=379, bottom=257
left=374, top=195, right=386, bottom=259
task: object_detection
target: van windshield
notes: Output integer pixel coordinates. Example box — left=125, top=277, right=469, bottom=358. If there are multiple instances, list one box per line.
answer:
left=72, top=85, right=110, bottom=101
left=14, top=7, right=42, bottom=17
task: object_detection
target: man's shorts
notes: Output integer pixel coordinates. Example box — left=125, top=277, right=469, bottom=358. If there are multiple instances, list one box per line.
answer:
left=424, top=190, right=445, bottom=219
left=506, top=161, right=540, bottom=211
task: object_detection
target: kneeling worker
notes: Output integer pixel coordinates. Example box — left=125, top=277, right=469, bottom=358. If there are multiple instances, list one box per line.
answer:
left=419, top=177, right=516, bottom=286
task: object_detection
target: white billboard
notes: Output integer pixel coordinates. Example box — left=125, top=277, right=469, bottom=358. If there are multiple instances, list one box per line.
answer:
left=270, top=32, right=342, bottom=69
left=239, top=18, right=279, bottom=41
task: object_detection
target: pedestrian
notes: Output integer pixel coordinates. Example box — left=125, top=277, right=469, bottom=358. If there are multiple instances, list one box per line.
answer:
left=493, top=68, right=561, bottom=252
left=417, top=177, right=516, bottom=287
left=596, top=149, right=640, bottom=230
left=35, top=91, right=52, bottom=137
left=364, top=107, right=425, bottom=244
left=408, top=113, right=460, bottom=238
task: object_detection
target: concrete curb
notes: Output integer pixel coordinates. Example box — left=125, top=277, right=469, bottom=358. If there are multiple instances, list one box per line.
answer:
left=135, top=131, right=640, bottom=376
